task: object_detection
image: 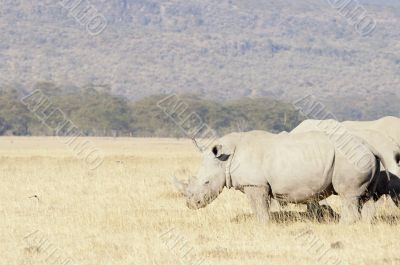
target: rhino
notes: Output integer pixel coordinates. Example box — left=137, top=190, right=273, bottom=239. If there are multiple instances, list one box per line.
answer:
left=290, top=118, right=400, bottom=219
left=174, top=130, right=380, bottom=224
left=291, top=119, right=400, bottom=177
left=343, top=116, right=400, bottom=146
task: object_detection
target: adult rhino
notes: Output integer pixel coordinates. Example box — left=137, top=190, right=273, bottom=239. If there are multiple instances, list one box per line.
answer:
left=291, top=119, right=400, bottom=177
left=174, top=130, right=380, bottom=224
left=290, top=118, right=400, bottom=219
left=343, top=116, right=400, bottom=146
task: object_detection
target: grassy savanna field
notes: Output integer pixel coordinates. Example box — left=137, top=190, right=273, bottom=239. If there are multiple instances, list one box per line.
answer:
left=2, top=137, right=400, bottom=265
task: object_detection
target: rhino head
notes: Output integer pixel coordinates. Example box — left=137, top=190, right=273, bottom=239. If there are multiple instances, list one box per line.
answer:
left=174, top=143, right=236, bottom=209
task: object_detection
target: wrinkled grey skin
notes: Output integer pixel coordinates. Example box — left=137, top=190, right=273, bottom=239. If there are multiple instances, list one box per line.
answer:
left=174, top=130, right=380, bottom=224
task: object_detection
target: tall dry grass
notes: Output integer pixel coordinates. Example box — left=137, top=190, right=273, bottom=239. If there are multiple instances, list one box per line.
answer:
left=1, top=137, right=400, bottom=265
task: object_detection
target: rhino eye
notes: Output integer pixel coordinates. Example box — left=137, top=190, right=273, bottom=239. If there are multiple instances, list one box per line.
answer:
left=204, top=181, right=210, bottom=185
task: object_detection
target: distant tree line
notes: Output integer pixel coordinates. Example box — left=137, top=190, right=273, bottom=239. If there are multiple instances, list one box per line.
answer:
left=0, top=82, right=305, bottom=137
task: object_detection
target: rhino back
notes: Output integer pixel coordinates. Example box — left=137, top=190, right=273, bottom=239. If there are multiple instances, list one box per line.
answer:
left=343, top=116, right=400, bottom=145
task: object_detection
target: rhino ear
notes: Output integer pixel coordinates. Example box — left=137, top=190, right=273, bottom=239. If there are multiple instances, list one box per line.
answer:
left=212, top=145, right=223, bottom=157
left=212, top=145, right=230, bottom=161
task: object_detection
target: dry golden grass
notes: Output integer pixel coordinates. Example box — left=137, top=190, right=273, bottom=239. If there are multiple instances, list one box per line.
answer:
left=2, top=137, right=400, bottom=265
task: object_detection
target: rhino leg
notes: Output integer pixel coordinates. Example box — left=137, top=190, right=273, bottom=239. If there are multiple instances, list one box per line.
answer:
left=340, top=196, right=362, bottom=224
left=244, top=186, right=271, bottom=223
left=306, top=201, right=324, bottom=221
left=360, top=199, right=377, bottom=223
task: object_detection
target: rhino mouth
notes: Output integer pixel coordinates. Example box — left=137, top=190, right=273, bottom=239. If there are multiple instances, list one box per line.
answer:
left=186, top=200, right=205, bottom=209
left=186, top=192, right=218, bottom=209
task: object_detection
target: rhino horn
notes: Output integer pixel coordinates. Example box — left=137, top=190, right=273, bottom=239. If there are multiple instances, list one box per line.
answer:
left=192, top=138, right=203, bottom=152
left=172, top=176, right=188, bottom=196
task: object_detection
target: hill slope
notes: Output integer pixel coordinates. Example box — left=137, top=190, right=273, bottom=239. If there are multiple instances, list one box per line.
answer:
left=1, top=1, right=399, bottom=119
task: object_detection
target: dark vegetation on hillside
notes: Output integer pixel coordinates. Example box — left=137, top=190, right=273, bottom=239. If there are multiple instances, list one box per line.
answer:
left=0, top=82, right=305, bottom=137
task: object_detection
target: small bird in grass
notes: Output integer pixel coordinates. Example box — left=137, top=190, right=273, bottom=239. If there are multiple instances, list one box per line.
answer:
left=29, top=195, right=40, bottom=202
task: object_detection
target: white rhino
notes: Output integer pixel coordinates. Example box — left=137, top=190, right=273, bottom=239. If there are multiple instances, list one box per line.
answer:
left=291, top=119, right=400, bottom=177
left=175, top=130, right=380, bottom=224
left=290, top=118, right=400, bottom=219
left=343, top=116, right=400, bottom=146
